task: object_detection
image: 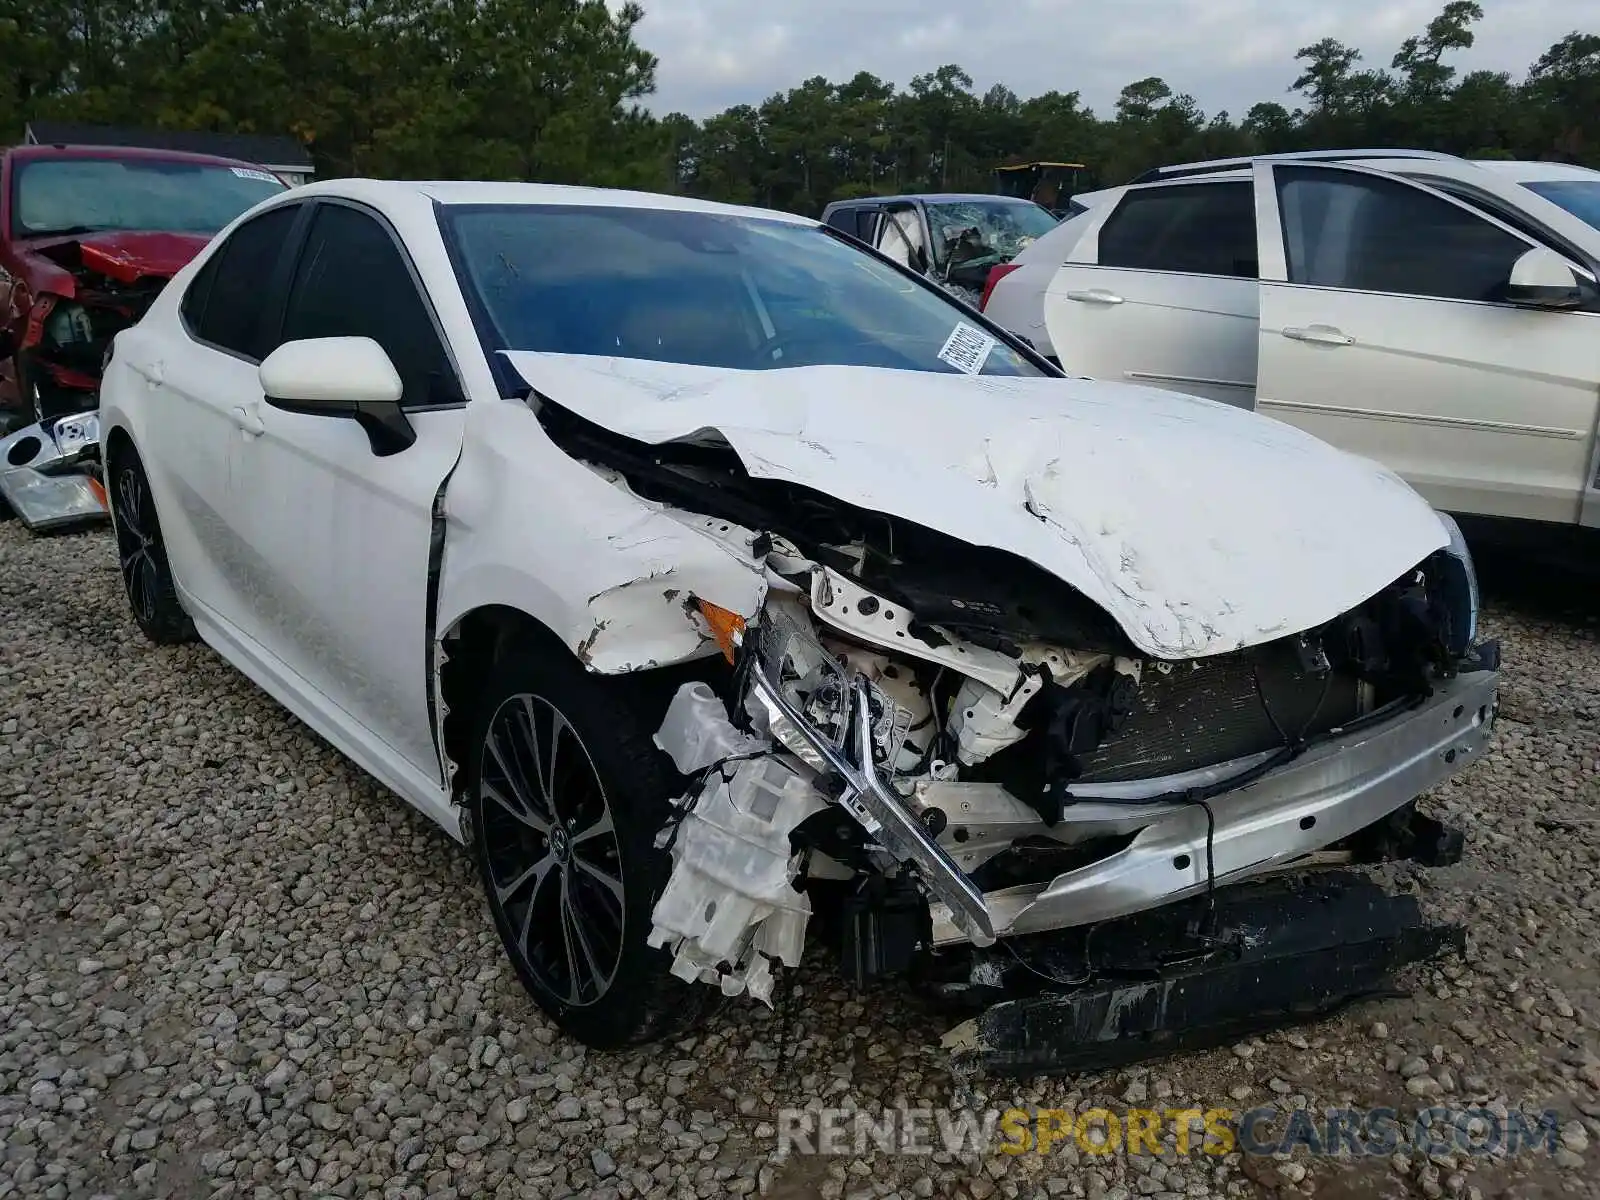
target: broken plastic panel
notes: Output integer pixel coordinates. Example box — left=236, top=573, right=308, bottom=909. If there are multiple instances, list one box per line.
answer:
left=647, top=755, right=828, bottom=1004
left=937, top=871, right=1466, bottom=1076
left=0, top=414, right=107, bottom=532
left=653, top=681, right=769, bottom=775
left=741, top=599, right=853, bottom=771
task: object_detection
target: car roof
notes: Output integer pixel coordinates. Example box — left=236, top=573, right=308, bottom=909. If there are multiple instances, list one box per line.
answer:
left=284, top=178, right=819, bottom=226
left=1129, top=148, right=1459, bottom=183
left=6, top=142, right=276, bottom=173
left=1461, top=159, right=1600, bottom=184
left=825, top=193, right=1044, bottom=209
left=1126, top=150, right=1600, bottom=191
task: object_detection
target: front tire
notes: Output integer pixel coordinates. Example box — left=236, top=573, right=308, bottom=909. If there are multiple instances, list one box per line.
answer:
left=108, top=447, right=196, bottom=645
left=466, top=643, right=719, bottom=1049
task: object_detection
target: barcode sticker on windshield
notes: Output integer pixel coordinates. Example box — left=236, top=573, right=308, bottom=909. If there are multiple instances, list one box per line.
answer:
left=231, top=167, right=280, bottom=183
left=938, top=321, right=996, bottom=375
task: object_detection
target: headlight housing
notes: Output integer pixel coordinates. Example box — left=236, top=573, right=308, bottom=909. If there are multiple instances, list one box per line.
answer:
left=1432, top=512, right=1479, bottom=657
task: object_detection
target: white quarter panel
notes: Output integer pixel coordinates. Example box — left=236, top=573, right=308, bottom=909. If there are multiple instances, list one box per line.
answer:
left=101, top=259, right=263, bottom=631
left=982, top=208, right=1100, bottom=358
left=436, top=396, right=769, bottom=673
left=983, top=258, right=1062, bottom=357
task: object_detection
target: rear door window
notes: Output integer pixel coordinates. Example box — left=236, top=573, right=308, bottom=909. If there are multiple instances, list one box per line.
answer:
left=1098, top=182, right=1258, bottom=278
left=186, top=204, right=300, bottom=359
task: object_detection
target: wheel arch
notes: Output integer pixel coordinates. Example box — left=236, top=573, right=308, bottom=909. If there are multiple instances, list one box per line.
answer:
left=435, top=602, right=734, bottom=810
left=100, top=423, right=138, bottom=536
left=102, top=422, right=136, bottom=467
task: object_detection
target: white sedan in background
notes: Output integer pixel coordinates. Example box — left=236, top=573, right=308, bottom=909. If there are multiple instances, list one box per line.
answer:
left=981, top=150, right=1600, bottom=535
left=99, top=178, right=1497, bottom=1066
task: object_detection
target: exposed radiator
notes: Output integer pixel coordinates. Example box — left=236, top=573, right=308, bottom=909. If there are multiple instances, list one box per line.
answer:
left=1074, top=642, right=1365, bottom=782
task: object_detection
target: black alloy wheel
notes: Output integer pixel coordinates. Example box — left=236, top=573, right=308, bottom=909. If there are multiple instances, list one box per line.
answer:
left=110, top=450, right=195, bottom=644
left=479, top=692, right=626, bottom=1008
left=466, top=643, right=721, bottom=1048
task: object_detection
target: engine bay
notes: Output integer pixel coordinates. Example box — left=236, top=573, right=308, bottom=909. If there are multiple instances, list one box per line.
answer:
left=641, top=501, right=1490, bottom=1005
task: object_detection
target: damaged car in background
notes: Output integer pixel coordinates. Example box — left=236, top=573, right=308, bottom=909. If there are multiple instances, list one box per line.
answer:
left=0, top=142, right=287, bottom=529
left=99, top=179, right=1499, bottom=1072
left=820, top=192, right=1061, bottom=307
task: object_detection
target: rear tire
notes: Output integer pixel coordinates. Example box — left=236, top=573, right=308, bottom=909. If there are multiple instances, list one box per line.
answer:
left=108, top=447, right=196, bottom=645
left=466, top=642, right=720, bottom=1049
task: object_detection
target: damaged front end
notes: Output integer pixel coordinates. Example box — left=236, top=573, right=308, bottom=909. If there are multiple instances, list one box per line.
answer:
left=502, top=353, right=1500, bottom=1071
left=0, top=412, right=108, bottom=532
left=646, top=518, right=1498, bottom=1072
left=16, top=234, right=191, bottom=421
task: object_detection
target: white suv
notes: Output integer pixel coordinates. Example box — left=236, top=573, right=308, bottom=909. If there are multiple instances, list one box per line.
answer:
left=981, top=150, right=1600, bottom=532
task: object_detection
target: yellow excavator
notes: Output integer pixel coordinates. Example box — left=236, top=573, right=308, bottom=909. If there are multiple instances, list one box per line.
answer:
left=992, top=161, right=1088, bottom=218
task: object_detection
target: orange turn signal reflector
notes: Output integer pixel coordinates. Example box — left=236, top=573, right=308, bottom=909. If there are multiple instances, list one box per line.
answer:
left=696, top=599, right=746, bottom=664
left=86, top=476, right=109, bottom=512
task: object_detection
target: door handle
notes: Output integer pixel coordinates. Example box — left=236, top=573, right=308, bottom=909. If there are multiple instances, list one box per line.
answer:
left=1064, top=288, right=1125, bottom=305
left=1282, top=325, right=1355, bottom=346
left=230, top=405, right=265, bottom=437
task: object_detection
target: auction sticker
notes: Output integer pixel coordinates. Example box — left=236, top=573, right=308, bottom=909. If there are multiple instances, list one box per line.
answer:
left=938, top=321, right=996, bottom=374
left=231, top=167, right=281, bottom=183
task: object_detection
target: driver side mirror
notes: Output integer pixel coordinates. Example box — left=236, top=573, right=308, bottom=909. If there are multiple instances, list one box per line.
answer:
left=259, top=336, right=416, bottom=456
left=1505, top=246, right=1590, bottom=310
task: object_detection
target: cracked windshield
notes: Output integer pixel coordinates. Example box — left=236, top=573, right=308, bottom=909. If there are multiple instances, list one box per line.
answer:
left=924, top=198, right=1060, bottom=273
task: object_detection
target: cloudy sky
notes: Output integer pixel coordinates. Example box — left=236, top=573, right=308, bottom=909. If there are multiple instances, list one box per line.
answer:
left=624, top=0, right=1588, bottom=119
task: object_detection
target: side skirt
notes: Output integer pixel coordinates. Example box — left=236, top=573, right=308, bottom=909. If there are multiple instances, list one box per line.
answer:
left=181, top=587, right=463, bottom=841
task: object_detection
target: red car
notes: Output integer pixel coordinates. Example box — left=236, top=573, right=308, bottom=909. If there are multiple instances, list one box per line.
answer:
left=0, top=143, right=289, bottom=423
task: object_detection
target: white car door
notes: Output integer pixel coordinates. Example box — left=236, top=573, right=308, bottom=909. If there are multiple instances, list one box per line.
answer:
left=225, top=199, right=467, bottom=796
left=1252, top=161, right=1600, bottom=525
left=127, top=200, right=306, bottom=636
left=1042, top=179, right=1259, bottom=406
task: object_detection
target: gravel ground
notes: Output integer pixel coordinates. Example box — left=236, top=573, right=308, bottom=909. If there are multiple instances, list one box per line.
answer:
left=1, top=520, right=1597, bottom=1200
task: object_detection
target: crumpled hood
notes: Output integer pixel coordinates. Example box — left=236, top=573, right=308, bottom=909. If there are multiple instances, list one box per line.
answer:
left=30, top=230, right=210, bottom=285
left=505, top=353, right=1450, bottom=660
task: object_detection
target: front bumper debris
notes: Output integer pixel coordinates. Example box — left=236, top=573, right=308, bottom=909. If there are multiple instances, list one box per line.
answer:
left=939, top=870, right=1465, bottom=1076
left=748, top=666, right=998, bottom=945
left=927, top=664, right=1499, bottom=943
left=0, top=413, right=108, bottom=533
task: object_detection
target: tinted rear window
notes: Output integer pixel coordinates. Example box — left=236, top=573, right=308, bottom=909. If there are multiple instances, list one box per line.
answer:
left=1099, top=182, right=1258, bottom=278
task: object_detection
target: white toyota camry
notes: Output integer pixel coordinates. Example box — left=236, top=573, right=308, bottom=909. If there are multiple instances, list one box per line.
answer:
left=100, top=179, right=1499, bottom=1066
